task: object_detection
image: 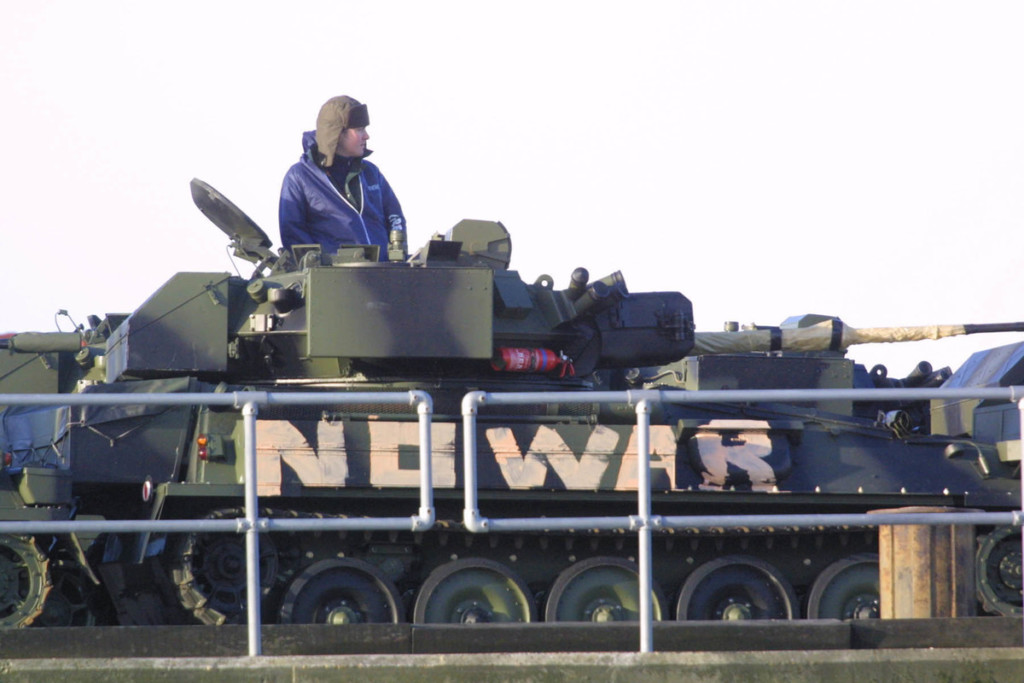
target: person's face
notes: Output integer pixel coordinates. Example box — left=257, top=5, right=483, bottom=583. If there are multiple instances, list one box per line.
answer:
left=336, top=126, right=369, bottom=158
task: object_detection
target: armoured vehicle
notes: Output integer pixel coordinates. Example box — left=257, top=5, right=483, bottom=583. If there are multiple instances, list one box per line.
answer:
left=0, top=180, right=1020, bottom=628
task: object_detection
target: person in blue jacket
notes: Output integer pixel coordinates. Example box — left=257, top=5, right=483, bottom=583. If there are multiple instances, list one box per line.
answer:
left=279, top=96, right=406, bottom=260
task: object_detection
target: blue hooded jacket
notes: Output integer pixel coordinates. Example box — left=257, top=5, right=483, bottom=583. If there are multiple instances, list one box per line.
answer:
left=279, top=131, right=405, bottom=259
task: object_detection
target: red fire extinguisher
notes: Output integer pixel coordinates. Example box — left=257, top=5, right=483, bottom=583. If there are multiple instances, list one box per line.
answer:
left=491, top=347, right=575, bottom=377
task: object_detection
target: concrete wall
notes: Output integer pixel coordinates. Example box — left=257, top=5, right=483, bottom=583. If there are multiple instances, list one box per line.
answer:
left=2, top=649, right=1024, bottom=683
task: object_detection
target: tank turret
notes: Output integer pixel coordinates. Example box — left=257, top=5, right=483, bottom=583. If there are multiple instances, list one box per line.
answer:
left=104, top=180, right=695, bottom=386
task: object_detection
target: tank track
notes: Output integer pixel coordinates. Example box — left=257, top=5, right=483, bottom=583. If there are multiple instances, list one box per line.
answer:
left=0, top=535, right=52, bottom=628
left=7, top=512, right=1019, bottom=627
left=161, top=507, right=895, bottom=625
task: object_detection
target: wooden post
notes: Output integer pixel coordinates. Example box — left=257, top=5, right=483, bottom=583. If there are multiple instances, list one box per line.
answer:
left=873, top=506, right=977, bottom=618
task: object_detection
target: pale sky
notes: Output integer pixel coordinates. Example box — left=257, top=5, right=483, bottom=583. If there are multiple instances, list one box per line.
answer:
left=2, top=1, right=1023, bottom=377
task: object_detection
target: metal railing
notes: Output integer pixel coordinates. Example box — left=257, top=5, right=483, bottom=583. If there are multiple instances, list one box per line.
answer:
left=461, top=386, right=1024, bottom=653
left=0, top=390, right=435, bottom=656
left=1, top=385, right=1022, bottom=656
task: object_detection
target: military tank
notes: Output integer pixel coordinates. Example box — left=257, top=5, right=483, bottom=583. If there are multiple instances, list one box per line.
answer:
left=0, top=179, right=1020, bottom=629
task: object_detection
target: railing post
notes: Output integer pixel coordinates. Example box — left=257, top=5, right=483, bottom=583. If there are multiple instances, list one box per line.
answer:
left=241, top=400, right=262, bottom=657
left=1018, top=398, right=1024, bottom=649
left=462, top=392, right=488, bottom=532
left=415, top=392, right=435, bottom=529
left=636, top=398, right=654, bottom=653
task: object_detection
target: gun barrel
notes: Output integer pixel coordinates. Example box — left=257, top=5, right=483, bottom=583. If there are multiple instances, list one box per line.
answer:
left=693, top=321, right=965, bottom=355
left=962, top=322, right=1024, bottom=335
left=693, top=320, right=1024, bottom=356
left=0, top=332, right=83, bottom=353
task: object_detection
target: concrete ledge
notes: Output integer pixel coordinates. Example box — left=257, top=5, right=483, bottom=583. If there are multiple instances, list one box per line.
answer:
left=412, top=621, right=851, bottom=653
left=2, top=649, right=1023, bottom=683
left=1, top=618, right=1019, bottom=658
left=851, top=616, right=1024, bottom=649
